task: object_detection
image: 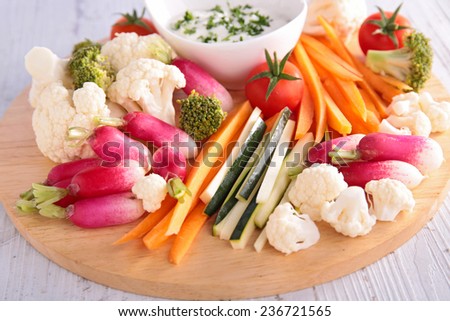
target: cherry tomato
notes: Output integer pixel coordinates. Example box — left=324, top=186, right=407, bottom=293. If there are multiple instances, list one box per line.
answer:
left=358, top=4, right=411, bottom=55
left=245, top=51, right=304, bottom=119
left=110, top=8, right=157, bottom=39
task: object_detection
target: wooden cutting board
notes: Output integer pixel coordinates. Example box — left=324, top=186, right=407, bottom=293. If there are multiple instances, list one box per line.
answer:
left=0, top=78, right=449, bottom=300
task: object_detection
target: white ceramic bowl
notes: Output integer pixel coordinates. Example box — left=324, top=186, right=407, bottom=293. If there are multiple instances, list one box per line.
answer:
left=145, top=0, right=308, bottom=89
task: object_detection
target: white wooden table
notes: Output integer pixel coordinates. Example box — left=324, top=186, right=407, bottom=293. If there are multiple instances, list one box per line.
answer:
left=0, top=0, right=448, bottom=300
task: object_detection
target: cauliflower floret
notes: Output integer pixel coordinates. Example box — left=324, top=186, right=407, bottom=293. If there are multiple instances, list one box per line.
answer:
left=265, top=203, right=320, bottom=255
left=69, top=81, right=111, bottom=153
left=385, top=92, right=431, bottom=136
left=25, top=47, right=113, bottom=163
left=378, top=119, right=412, bottom=135
left=321, top=186, right=376, bottom=237
left=31, top=81, right=110, bottom=163
left=31, top=82, right=78, bottom=162
left=101, top=33, right=173, bottom=72
left=419, top=92, right=450, bottom=133
left=385, top=91, right=450, bottom=135
left=25, top=46, right=72, bottom=108
left=25, top=47, right=69, bottom=85
left=385, top=92, right=431, bottom=137
left=131, top=173, right=168, bottom=213
left=387, top=92, right=420, bottom=116
left=303, top=0, right=367, bottom=43
left=386, top=111, right=432, bottom=137
left=288, top=164, right=348, bottom=221
left=72, top=81, right=108, bottom=115
left=107, top=58, right=185, bottom=125
left=365, top=178, right=415, bottom=221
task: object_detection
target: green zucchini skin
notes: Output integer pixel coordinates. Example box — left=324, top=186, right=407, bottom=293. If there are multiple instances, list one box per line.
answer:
left=204, top=118, right=266, bottom=216
left=213, top=132, right=269, bottom=228
left=237, top=108, right=292, bottom=201
left=230, top=193, right=258, bottom=240
left=213, top=178, right=243, bottom=226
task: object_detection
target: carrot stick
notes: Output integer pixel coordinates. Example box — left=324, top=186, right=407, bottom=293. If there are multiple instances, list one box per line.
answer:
left=168, top=203, right=208, bottom=265
left=333, top=77, right=367, bottom=121
left=322, top=78, right=370, bottom=134
left=340, top=111, right=371, bottom=135
left=351, top=56, right=402, bottom=97
left=308, top=57, right=331, bottom=82
left=364, top=110, right=381, bottom=132
left=143, top=208, right=176, bottom=250
left=310, top=57, right=367, bottom=122
left=358, top=80, right=389, bottom=119
left=317, top=16, right=354, bottom=64
left=313, top=35, right=332, bottom=47
left=143, top=149, right=227, bottom=250
left=322, top=85, right=352, bottom=135
left=293, top=42, right=326, bottom=143
left=316, top=16, right=390, bottom=117
left=295, top=83, right=315, bottom=139
left=142, top=116, right=240, bottom=248
left=300, top=34, right=362, bottom=81
left=113, top=196, right=178, bottom=245
left=359, top=88, right=381, bottom=121
left=264, top=110, right=281, bottom=132
left=347, top=59, right=389, bottom=118
left=316, top=15, right=389, bottom=116
left=377, top=73, right=412, bottom=92
left=349, top=51, right=412, bottom=92
left=166, top=101, right=252, bottom=235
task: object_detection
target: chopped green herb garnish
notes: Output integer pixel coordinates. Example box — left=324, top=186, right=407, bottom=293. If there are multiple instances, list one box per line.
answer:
left=210, top=5, right=224, bottom=13
left=206, top=15, right=216, bottom=30
left=184, top=27, right=197, bottom=35
left=184, top=10, right=194, bottom=22
left=199, top=31, right=219, bottom=43
left=173, top=10, right=195, bottom=30
left=171, top=2, right=273, bottom=43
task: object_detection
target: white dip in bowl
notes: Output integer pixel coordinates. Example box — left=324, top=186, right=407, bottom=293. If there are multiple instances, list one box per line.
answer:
left=145, top=0, right=308, bottom=89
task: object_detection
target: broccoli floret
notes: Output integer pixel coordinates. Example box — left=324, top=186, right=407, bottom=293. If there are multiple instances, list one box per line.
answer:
left=72, top=39, right=101, bottom=54
left=68, top=45, right=115, bottom=91
left=365, top=31, right=433, bottom=92
left=178, top=90, right=227, bottom=141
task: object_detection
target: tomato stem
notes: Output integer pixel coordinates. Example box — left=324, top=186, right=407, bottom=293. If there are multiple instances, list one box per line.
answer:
left=365, top=3, right=412, bottom=48
left=114, top=8, right=153, bottom=31
left=247, top=49, right=300, bottom=101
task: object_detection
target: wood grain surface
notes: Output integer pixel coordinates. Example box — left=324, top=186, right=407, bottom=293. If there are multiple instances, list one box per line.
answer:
left=1, top=0, right=449, bottom=301
left=0, top=75, right=448, bottom=299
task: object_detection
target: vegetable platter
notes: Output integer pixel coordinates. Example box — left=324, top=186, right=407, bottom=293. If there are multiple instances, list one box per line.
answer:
left=0, top=75, right=448, bottom=299
left=1, top=2, right=450, bottom=300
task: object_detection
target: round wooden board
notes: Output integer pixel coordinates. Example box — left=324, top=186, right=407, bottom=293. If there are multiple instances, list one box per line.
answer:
left=0, top=79, right=449, bottom=300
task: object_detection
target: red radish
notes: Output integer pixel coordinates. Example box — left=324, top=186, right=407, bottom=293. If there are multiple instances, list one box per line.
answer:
left=46, top=158, right=102, bottom=186
left=308, top=134, right=365, bottom=164
left=151, top=145, right=191, bottom=202
left=67, top=161, right=145, bottom=198
left=172, top=57, right=234, bottom=112
left=121, top=112, right=198, bottom=159
left=67, top=192, right=145, bottom=228
left=336, top=160, right=425, bottom=189
left=53, top=178, right=78, bottom=208
left=18, top=162, right=144, bottom=214
left=348, top=133, right=443, bottom=174
left=151, top=145, right=187, bottom=181
left=88, top=126, right=151, bottom=172
left=95, top=112, right=199, bottom=159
